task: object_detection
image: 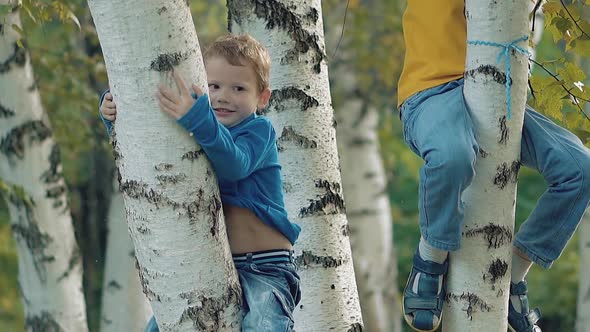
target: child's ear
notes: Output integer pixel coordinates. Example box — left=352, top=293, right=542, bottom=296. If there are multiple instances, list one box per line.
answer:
left=257, top=88, right=271, bottom=109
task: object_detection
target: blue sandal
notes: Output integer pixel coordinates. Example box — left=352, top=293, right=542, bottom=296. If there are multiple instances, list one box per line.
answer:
left=508, top=281, right=541, bottom=332
left=403, top=250, right=448, bottom=332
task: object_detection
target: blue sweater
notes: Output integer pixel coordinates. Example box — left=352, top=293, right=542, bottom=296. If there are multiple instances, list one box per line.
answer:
left=99, top=92, right=300, bottom=245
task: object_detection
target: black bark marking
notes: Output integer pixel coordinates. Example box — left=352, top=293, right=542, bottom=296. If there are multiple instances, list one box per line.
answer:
left=0, top=42, right=27, bottom=74
left=341, top=224, right=349, bottom=236
left=40, top=144, right=61, bottom=184
left=106, top=280, right=122, bottom=291
left=267, top=87, right=319, bottom=113
left=364, top=172, right=376, bottom=179
left=25, top=311, right=61, bottom=332
left=493, top=161, right=520, bottom=189
left=299, top=180, right=345, bottom=217
left=349, top=137, right=372, bottom=147
left=137, top=266, right=160, bottom=301
left=178, top=284, right=241, bottom=331
left=12, top=222, right=54, bottom=283
left=0, top=23, right=3, bottom=35
left=479, top=147, right=489, bottom=158
left=181, top=150, right=205, bottom=161
left=464, top=223, right=513, bottom=249
left=157, top=6, right=167, bottom=14
left=278, top=126, right=317, bottom=151
left=56, top=248, right=81, bottom=282
left=150, top=52, right=187, bottom=72
left=347, top=323, right=364, bottom=332
left=465, top=65, right=508, bottom=85
left=227, top=0, right=327, bottom=73
left=0, top=120, right=52, bottom=159
left=120, top=180, right=181, bottom=209
left=346, top=208, right=378, bottom=218
left=295, top=250, right=344, bottom=268
left=155, top=163, right=174, bottom=171
left=499, top=116, right=509, bottom=145
left=208, top=196, right=222, bottom=237
left=156, top=173, right=187, bottom=185
left=111, top=132, right=121, bottom=161
left=445, top=292, right=492, bottom=319
left=482, top=258, right=508, bottom=285
left=0, top=102, right=15, bottom=117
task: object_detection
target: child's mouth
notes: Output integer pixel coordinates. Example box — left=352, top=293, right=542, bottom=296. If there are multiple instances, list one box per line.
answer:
left=215, top=108, right=234, bottom=115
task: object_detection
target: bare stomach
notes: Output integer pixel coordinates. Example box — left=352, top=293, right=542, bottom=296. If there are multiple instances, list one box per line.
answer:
left=223, top=204, right=292, bottom=254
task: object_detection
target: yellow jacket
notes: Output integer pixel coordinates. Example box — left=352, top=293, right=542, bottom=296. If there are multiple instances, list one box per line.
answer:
left=397, top=0, right=466, bottom=107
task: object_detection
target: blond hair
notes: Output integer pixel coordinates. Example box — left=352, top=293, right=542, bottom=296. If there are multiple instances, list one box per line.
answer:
left=204, top=34, right=271, bottom=92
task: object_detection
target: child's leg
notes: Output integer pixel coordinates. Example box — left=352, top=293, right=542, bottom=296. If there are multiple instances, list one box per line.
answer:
left=400, top=79, right=479, bottom=251
left=400, top=78, right=478, bottom=331
left=515, top=107, right=590, bottom=269
left=234, top=250, right=301, bottom=332
left=507, top=107, right=590, bottom=332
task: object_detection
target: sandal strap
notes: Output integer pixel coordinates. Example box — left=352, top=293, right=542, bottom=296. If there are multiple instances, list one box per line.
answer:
left=413, top=251, right=449, bottom=275
left=405, top=296, right=441, bottom=311
left=510, top=280, right=528, bottom=296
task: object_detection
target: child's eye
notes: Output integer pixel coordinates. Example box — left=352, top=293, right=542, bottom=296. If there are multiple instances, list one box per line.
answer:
left=208, top=84, right=219, bottom=90
left=234, top=86, right=245, bottom=92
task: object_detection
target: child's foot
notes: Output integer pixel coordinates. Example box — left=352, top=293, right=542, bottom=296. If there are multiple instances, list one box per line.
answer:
left=508, top=281, right=541, bottom=332
left=402, top=250, right=448, bottom=332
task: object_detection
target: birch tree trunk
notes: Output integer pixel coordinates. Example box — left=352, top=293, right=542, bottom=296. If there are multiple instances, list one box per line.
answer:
left=227, top=1, right=363, bottom=330
left=0, top=3, right=88, bottom=331
left=100, top=179, right=152, bottom=332
left=577, top=208, right=590, bottom=332
left=443, top=0, right=530, bottom=330
left=333, top=74, right=400, bottom=332
left=87, top=1, right=241, bottom=330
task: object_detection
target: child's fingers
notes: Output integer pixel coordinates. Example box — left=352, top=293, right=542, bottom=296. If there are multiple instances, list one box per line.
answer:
left=192, top=84, right=203, bottom=97
left=158, top=84, right=179, bottom=104
left=103, top=100, right=116, bottom=108
left=157, top=99, right=178, bottom=118
left=156, top=91, right=179, bottom=114
left=102, top=114, right=116, bottom=121
left=105, top=92, right=113, bottom=101
left=172, top=71, right=189, bottom=95
left=103, top=107, right=116, bottom=116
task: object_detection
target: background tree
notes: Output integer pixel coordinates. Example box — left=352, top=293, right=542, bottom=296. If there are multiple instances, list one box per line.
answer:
left=99, top=180, right=152, bottom=332
left=0, top=1, right=88, bottom=331
left=323, top=0, right=404, bottom=330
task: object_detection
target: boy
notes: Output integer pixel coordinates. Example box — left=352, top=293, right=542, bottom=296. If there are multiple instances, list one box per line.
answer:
left=397, top=1, right=590, bottom=332
left=100, top=34, right=301, bottom=332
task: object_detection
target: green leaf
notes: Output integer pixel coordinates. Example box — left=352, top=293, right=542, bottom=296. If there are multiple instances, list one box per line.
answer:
left=542, top=1, right=562, bottom=16
left=557, top=62, right=586, bottom=82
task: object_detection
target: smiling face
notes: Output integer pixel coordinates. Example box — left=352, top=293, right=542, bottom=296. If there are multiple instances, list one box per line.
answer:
left=205, top=56, right=271, bottom=128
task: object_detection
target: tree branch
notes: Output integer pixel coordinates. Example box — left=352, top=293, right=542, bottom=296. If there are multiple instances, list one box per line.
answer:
left=530, top=58, right=590, bottom=122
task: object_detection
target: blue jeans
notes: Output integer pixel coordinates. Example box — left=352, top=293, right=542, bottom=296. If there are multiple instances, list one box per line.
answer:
left=400, top=78, right=590, bottom=268
left=145, top=250, right=301, bottom=332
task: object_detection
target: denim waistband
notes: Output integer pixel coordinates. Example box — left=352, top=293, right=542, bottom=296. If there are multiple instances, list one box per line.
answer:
left=232, top=249, right=295, bottom=264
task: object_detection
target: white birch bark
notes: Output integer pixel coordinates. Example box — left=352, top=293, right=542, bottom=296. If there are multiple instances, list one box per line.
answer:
left=333, top=72, right=400, bottom=332
left=87, top=1, right=241, bottom=330
left=577, top=208, right=590, bottom=332
left=100, top=179, right=152, bottom=332
left=443, top=0, right=530, bottom=330
left=227, top=1, right=363, bottom=331
left=0, top=3, right=88, bottom=331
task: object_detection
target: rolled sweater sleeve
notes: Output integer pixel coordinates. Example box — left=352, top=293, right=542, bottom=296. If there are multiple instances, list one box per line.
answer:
left=177, top=94, right=274, bottom=181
